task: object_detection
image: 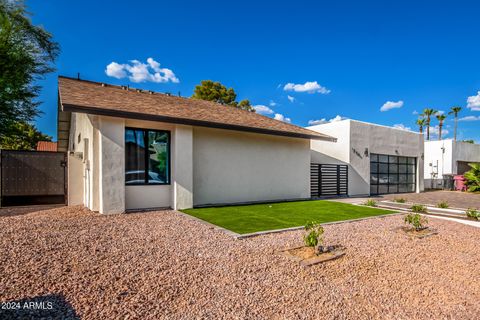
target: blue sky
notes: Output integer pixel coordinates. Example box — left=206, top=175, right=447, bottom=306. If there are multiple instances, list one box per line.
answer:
left=28, top=0, right=480, bottom=141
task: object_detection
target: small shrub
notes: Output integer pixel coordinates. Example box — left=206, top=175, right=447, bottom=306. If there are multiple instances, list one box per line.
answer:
left=437, top=201, right=449, bottom=209
left=410, top=204, right=427, bottom=213
left=303, top=221, right=324, bottom=248
left=393, top=198, right=406, bottom=203
left=466, top=208, right=480, bottom=220
left=363, top=199, right=377, bottom=207
left=404, top=213, right=428, bottom=231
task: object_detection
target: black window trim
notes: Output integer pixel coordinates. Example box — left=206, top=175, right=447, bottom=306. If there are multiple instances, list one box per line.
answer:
left=125, top=127, right=171, bottom=186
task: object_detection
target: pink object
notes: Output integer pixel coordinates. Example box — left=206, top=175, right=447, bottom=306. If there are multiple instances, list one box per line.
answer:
left=454, top=175, right=467, bottom=191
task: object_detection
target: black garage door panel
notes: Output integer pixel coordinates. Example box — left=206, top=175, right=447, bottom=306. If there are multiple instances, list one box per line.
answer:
left=370, top=153, right=416, bottom=195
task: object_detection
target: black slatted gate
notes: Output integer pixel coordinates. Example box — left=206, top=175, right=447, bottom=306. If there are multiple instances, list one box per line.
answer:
left=311, top=163, right=348, bottom=197
left=0, top=150, right=67, bottom=206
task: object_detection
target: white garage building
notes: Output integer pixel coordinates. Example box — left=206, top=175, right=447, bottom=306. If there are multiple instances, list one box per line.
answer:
left=308, top=120, right=425, bottom=196
left=57, top=76, right=334, bottom=214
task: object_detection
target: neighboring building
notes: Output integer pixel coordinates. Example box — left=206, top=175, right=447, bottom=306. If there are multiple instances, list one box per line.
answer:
left=308, top=120, right=425, bottom=196
left=57, top=76, right=335, bottom=214
left=36, top=141, right=57, bottom=151
left=424, top=139, right=480, bottom=189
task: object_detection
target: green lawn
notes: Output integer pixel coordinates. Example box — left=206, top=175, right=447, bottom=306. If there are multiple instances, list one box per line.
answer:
left=182, top=200, right=395, bottom=234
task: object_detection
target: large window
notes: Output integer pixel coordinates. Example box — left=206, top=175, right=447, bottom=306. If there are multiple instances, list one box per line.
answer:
left=125, top=128, right=170, bottom=185
left=370, top=154, right=416, bottom=195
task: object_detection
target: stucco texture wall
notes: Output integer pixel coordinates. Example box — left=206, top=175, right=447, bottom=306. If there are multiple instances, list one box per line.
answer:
left=309, top=120, right=425, bottom=196
left=192, top=127, right=311, bottom=206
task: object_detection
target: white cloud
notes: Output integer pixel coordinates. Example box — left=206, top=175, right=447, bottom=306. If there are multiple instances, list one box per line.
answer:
left=436, top=110, right=445, bottom=115
left=429, top=125, right=449, bottom=138
left=269, top=100, right=277, bottom=107
left=412, top=110, right=419, bottom=115
left=467, top=91, right=480, bottom=111
left=283, top=81, right=330, bottom=94
left=253, top=105, right=274, bottom=115
left=459, top=115, right=480, bottom=121
left=105, top=58, right=179, bottom=83
left=393, top=123, right=412, bottom=131
left=308, top=115, right=347, bottom=126
left=380, top=100, right=404, bottom=112
left=105, top=62, right=127, bottom=79
left=287, top=95, right=295, bottom=103
left=274, top=113, right=291, bottom=123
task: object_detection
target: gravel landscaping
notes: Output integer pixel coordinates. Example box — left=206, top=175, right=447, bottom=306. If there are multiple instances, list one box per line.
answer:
left=1, top=205, right=480, bottom=319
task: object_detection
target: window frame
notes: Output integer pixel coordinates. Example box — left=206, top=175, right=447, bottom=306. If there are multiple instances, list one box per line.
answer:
left=125, top=127, right=171, bottom=186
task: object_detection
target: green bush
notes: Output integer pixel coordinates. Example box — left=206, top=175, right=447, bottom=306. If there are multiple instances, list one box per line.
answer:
left=410, top=204, right=428, bottom=213
left=303, top=221, right=324, bottom=247
left=437, top=201, right=449, bottom=209
left=464, top=163, right=480, bottom=192
left=393, top=198, right=406, bottom=203
left=466, top=208, right=480, bottom=220
left=404, top=213, right=428, bottom=231
left=363, top=199, right=377, bottom=207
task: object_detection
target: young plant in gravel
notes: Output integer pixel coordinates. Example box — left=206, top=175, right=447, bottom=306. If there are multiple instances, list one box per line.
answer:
left=304, top=221, right=324, bottom=253
left=404, top=213, right=428, bottom=231
left=466, top=208, right=480, bottom=220
left=393, top=198, right=406, bottom=203
left=410, top=204, right=428, bottom=213
left=363, top=199, right=378, bottom=207
left=437, top=201, right=449, bottom=209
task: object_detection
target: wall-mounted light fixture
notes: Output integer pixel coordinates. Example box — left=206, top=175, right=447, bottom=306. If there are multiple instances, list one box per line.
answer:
left=364, top=148, right=369, bottom=157
left=421, top=153, right=424, bottom=160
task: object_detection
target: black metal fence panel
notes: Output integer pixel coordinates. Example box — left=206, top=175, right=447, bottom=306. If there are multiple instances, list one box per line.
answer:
left=311, top=163, right=348, bottom=197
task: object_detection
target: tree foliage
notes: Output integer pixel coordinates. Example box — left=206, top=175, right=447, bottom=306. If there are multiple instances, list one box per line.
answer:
left=192, top=80, right=255, bottom=112
left=421, top=108, right=437, bottom=140
left=0, top=121, right=52, bottom=150
left=448, top=106, right=462, bottom=141
left=0, top=0, right=59, bottom=138
left=464, top=163, right=480, bottom=192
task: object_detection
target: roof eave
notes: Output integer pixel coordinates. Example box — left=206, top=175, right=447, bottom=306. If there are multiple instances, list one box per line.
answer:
left=61, top=103, right=335, bottom=141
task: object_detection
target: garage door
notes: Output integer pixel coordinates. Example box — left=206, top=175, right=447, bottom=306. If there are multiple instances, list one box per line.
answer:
left=370, top=153, right=416, bottom=195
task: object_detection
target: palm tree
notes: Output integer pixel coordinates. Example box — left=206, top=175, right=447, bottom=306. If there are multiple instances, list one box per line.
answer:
left=448, top=106, right=462, bottom=141
left=436, top=113, right=447, bottom=140
left=416, top=117, right=426, bottom=134
left=421, top=108, right=437, bottom=140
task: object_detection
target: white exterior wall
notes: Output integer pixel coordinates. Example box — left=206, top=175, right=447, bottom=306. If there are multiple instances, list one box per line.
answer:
left=68, top=115, right=308, bottom=212
left=192, top=127, right=311, bottom=206
left=309, top=120, right=425, bottom=196
left=424, top=139, right=480, bottom=180
left=68, top=113, right=99, bottom=211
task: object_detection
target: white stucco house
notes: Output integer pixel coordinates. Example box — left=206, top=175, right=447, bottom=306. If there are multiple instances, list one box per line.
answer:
left=57, top=76, right=335, bottom=214
left=308, top=120, right=425, bottom=196
left=424, top=139, right=480, bottom=188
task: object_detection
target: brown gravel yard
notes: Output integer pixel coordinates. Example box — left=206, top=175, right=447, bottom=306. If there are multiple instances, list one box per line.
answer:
left=381, top=190, right=480, bottom=209
left=1, top=206, right=479, bottom=319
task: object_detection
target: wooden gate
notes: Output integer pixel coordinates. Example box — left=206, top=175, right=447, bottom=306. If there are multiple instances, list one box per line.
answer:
left=0, top=150, right=67, bottom=206
left=311, top=163, right=348, bottom=197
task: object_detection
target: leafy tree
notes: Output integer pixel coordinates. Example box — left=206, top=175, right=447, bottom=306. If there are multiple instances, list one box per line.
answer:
left=192, top=80, right=255, bottom=112
left=464, top=163, right=480, bottom=192
left=416, top=117, right=426, bottom=134
left=448, top=106, right=462, bottom=141
left=462, top=139, right=475, bottom=144
left=421, top=108, right=437, bottom=140
left=436, top=113, right=447, bottom=140
left=0, top=121, right=52, bottom=150
left=0, top=0, right=59, bottom=138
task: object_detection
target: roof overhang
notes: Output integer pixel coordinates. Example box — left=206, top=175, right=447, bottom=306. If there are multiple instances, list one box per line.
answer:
left=60, top=102, right=337, bottom=142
